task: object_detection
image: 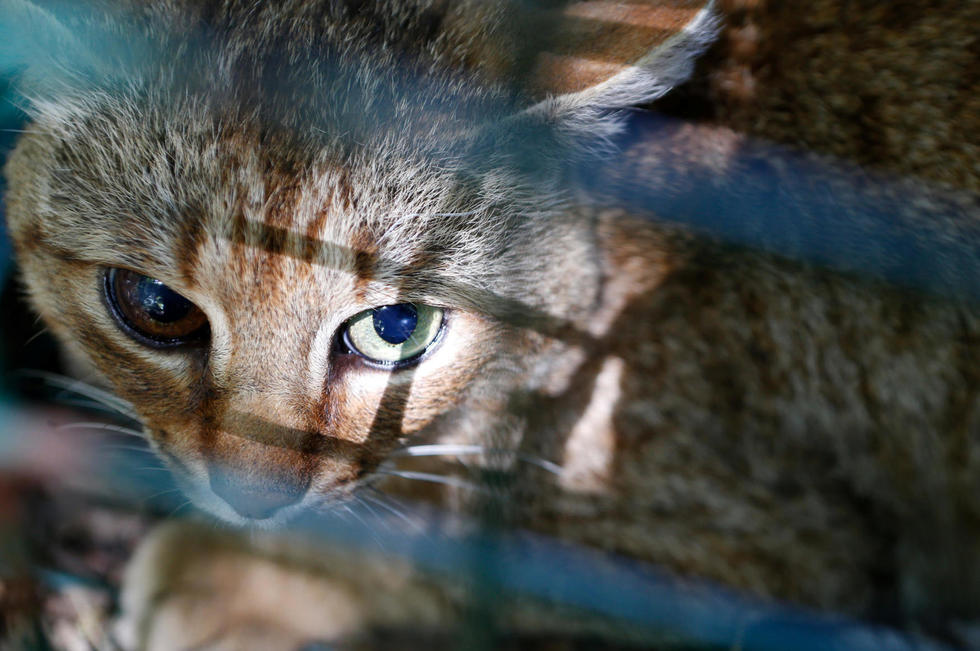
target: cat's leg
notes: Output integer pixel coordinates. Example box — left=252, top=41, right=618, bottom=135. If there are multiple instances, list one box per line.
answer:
left=114, top=520, right=457, bottom=651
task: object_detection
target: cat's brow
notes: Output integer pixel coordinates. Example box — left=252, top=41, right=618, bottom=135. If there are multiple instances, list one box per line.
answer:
left=225, top=215, right=598, bottom=348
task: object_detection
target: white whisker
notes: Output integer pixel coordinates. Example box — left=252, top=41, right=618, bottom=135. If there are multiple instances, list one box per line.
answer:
left=98, top=443, right=155, bottom=455
left=342, top=503, right=387, bottom=550
left=392, top=444, right=563, bottom=476
left=168, top=500, right=193, bottom=518
left=19, top=371, right=139, bottom=420
left=24, top=327, right=50, bottom=346
left=352, top=494, right=381, bottom=521
left=56, top=397, right=128, bottom=416
left=333, top=505, right=353, bottom=525
left=374, top=468, right=486, bottom=493
left=141, top=487, right=181, bottom=507
left=344, top=502, right=388, bottom=552
left=57, top=422, right=146, bottom=439
left=53, top=389, right=136, bottom=419
left=341, top=503, right=364, bottom=524
left=351, top=494, right=400, bottom=538
left=358, top=489, right=423, bottom=532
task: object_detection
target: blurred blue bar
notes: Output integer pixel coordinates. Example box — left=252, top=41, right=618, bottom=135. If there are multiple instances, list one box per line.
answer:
left=583, top=111, right=980, bottom=303
left=0, top=412, right=948, bottom=651
left=0, top=73, right=24, bottom=289
left=293, top=505, right=953, bottom=651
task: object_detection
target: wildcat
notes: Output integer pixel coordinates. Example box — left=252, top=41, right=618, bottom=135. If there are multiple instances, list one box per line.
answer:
left=2, top=0, right=979, bottom=647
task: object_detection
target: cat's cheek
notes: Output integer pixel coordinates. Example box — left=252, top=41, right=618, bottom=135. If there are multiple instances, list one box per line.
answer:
left=20, top=261, right=207, bottom=418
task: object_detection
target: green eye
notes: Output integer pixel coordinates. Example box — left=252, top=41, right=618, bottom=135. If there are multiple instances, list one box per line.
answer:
left=342, top=303, right=444, bottom=366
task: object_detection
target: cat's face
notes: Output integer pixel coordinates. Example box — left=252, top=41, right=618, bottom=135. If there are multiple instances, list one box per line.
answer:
left=6, top=93, right=597, bottom=522
left=2, top=0, right=715, bottom=522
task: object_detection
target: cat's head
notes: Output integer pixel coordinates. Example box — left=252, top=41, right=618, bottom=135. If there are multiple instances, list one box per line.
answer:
left=3, top=0, right=715, bottom=523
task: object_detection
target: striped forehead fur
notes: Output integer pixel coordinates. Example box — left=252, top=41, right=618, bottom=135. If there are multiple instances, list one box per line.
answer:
left=20, top=90, right=575, bottom=312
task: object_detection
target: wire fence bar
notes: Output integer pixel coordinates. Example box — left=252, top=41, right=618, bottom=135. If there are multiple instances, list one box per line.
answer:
left=582, top=111, right=980, bottom=303
left=0, top=11, right=977, bottom=647
left=0, top=409, right=958, bottom=651
left=291, top=506, right=956, bottom=651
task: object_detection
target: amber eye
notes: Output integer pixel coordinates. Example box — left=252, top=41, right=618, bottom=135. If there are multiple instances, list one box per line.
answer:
left=104, top=268, right=209, bottom=347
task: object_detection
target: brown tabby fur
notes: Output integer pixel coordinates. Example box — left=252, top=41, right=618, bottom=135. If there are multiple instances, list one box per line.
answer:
left=2, top=0, right=979, bottom=646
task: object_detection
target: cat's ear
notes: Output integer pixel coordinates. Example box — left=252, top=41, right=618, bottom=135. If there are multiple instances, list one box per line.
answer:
left=1, top=0, right=99, bottom=88
left=523, top=0, right=718, bottom=101
left=494, top=0, right=718, bottom=157
left=460, top=1, right=717, bottom=177
left=0, top=0, right=149, bottom=114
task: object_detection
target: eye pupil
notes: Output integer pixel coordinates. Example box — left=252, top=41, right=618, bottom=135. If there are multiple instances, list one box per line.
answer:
left=343, top=303, right=443, bottom=366
left=372, top=304, right=418, bottom=344
left=137, top=276, right=194, bottom=323
left=105, top=268, right=209, bottom=347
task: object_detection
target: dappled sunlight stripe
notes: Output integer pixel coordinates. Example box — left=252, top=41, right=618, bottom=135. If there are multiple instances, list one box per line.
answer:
left=221, top=215, right=599, bottom=348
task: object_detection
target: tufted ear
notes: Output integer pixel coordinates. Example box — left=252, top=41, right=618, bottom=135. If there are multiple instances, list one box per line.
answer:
left=467, top=1, right=716, bottom=175
left=523, top=0, right=717, bottom=101
left=522, top=0, right=718, bottom=141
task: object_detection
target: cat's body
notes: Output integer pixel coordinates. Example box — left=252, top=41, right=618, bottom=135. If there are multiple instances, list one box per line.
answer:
left=2, top=0, right=980, bottom=646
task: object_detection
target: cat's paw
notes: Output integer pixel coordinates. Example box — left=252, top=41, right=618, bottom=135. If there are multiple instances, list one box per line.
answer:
left=114, top=520, right=455, bottom=650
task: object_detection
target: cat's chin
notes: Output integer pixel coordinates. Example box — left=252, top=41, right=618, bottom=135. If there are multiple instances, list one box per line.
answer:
left=200, top=497, right=307, bottom=529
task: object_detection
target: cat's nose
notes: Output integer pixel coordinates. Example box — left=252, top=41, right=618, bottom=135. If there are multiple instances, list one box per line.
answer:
left=209, top=469, right=308, bottom=520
